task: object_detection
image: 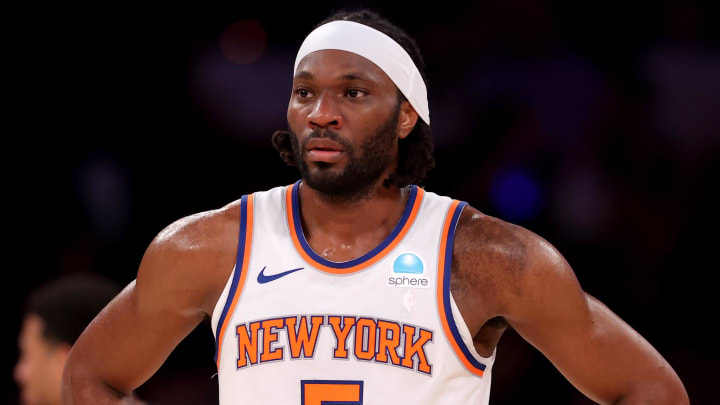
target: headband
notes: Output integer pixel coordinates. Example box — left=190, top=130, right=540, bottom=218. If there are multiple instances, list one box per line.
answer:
left=294, top=20, right=430, bottom=125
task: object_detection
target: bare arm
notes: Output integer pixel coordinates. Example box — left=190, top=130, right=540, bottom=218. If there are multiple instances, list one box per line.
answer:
left=454, top=208, right=688, bottom=404
left=61, top=203, right=239, bottom=404
left=500, top=226, right=688, bottom=404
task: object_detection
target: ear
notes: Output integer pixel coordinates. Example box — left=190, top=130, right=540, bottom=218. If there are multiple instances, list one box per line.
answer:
left=397, top=100, right=419, bottom=140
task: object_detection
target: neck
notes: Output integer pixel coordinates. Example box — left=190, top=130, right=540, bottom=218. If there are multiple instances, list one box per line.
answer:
left=297, top=179, right=411, bottom=262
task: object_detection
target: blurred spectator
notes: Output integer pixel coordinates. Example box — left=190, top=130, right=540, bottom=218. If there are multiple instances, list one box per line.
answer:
left=14, top=275, right=121, bottom=405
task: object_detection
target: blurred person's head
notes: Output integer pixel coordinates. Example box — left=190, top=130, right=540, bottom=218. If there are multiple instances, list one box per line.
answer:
left=15, top=275, right=120, bottom=405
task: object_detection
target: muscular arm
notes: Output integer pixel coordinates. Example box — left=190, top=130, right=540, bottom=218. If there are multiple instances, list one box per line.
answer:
left=455, top=208, right=688, bottom=405
left=61, top=203, right=240, bottom=404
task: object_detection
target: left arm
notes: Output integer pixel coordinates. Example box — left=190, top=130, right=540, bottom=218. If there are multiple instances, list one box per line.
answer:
left=498, top=229, right=688, bottom=404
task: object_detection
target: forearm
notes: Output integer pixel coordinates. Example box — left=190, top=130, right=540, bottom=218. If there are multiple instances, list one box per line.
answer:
left=562, top=299, right=688, bottom=405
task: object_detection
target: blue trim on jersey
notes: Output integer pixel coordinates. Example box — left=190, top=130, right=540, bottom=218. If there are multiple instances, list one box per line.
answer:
left=290, top=180, right=418, bottom=269
left=442, top=201, right=488, bottom=372
left=214, top=194, right=249, bottom=363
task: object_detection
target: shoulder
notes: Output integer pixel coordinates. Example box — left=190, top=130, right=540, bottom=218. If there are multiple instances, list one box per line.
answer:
left=136, top=199, right=244, bottom=316
left=452, top=204, right=578, bottom=314
left=149, top=199, right=242, bottom=258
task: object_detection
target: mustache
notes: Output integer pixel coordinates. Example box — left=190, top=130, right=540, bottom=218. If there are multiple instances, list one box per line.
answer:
left=307, top=128, right=340, bottom=141
left=300, top=129, right=354, bottom=152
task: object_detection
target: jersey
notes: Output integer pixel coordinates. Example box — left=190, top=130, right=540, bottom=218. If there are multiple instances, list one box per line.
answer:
left=211, top=181, right=496, bottom=404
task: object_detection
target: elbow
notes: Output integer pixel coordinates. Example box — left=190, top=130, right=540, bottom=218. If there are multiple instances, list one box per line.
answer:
left=61, top=349, right=130, bottom=404
left=61, top=349, right=96, bottom=404
left=615, top=373, right=689, bottom=405
left=629, top=388, right=689, bottom=405
left=61, top=352, right=80, bottom=404
left=662, top=380, right=690, bottom=405
left=653, top=367, right=689, bottom=405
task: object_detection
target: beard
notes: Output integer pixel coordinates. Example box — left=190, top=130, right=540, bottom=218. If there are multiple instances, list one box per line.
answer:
left=288, top=103, right=401, bottom=203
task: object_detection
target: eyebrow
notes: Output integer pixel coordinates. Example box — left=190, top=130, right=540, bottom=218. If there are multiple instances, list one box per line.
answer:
left=294, top=71, right=314, bottom=80
left=293, top=71, right=375, bottom=82
left=341, top=72, right=373, bottom=81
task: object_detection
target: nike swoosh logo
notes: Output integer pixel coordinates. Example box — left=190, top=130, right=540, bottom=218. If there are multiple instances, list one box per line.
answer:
left=257, top=266, right=304, bottom=284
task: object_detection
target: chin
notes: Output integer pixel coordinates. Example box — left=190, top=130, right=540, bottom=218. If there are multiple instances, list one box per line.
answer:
left=303, top=161, right=345, bottom=181
left=303, top=171, right=345, bottom=189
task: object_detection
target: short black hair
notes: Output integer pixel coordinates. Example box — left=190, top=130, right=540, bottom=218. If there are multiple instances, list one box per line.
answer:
left=273, top=9, right=435, bottom=187
left=25, top=275, right=121, bottom=345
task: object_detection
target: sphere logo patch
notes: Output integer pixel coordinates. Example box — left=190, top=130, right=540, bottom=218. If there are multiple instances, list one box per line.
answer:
left=387, top=252, right=429, bottom=288
left=393, top=253, right=424, bottom=274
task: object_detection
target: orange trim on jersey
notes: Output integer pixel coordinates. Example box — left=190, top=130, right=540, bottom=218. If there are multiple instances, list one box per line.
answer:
left=216, top=193, right=254, bottom=368
left=436, top=199, right=485, bottom=377
left=285, top=183, right=424, bottom=274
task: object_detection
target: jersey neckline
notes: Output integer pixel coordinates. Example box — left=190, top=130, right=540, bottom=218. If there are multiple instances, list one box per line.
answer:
left=285, top=180, right=424, bottom=274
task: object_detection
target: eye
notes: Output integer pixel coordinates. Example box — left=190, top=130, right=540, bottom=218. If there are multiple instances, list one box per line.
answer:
left=345, top=89, right=367, bottom=98
left=294, top=88, right=312, bottom=98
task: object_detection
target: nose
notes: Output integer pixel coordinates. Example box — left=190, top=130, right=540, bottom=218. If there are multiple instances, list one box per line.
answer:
left=307, top=93, right=343, bottom=130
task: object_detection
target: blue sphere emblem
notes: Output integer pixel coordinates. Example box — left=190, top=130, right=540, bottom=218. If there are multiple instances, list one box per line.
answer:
left=393, top=253, right=424, bottom=274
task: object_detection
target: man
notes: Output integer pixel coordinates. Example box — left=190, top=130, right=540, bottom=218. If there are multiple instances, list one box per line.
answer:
left=16, top=275, right=121, bottom=405
left=62, top=10, right=688, bottom=404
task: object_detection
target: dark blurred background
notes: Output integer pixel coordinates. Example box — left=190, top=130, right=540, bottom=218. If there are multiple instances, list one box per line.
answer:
left=6, top=1, right=719, bottom=404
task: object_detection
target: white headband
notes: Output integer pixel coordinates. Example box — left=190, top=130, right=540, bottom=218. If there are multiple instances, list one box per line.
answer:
left=294, top=20, right=430, bottom=125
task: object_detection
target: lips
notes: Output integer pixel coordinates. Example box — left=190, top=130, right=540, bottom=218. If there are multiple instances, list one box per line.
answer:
left=305, top=138, right=345, bottom=163
left=306, top=138, right=344, bottom=152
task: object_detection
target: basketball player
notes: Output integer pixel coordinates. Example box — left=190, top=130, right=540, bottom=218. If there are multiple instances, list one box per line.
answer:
left=16, top=275, right=121, bottom=405
left=62, top=10, right=688, bottom=404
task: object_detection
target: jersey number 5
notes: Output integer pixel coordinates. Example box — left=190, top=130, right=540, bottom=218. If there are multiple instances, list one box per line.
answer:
left=301, top=380, right=364, bottom=405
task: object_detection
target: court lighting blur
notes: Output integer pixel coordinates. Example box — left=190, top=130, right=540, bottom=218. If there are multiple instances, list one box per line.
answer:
left=490, top=167, right=542, bottom=222
left=220, top=20, right=267, bottom=64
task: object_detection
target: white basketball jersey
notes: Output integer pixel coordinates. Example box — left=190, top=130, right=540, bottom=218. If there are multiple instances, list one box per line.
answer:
left=211, top=182, right=495, bottom=404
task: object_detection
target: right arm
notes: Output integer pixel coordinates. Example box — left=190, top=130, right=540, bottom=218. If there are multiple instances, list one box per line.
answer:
left=61, top=203, right=240, bottom=404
